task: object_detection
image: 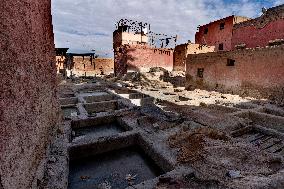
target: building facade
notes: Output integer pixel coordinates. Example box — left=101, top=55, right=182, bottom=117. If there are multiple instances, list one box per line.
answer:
left=232, top=4, right=284, bottom=49
left=195, top=16, right=250, bottom=51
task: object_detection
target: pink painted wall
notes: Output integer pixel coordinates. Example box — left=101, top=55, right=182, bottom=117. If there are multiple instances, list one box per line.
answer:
left=232, top=19, right=284, bottom=49
left=186, top=45, right=284, bottom=101
left=114, top=44, right=173, bottom=76
left=195, top=16, right=234, bottom=51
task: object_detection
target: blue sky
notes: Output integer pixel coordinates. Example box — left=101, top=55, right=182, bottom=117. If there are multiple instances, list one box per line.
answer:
left=51, top=0, right=284, bottom=57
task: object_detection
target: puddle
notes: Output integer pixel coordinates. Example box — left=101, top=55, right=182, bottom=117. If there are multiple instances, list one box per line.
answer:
left=72, top=120, right=127, bottom=140
left=68, top=146, right=164, bottom=189
left=62, top=107, right=78, bottom=118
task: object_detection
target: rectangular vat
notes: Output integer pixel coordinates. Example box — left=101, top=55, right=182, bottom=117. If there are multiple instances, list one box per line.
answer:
left=83, top=92, right=114, bottom=103
left=83, top=100, right=125, bottom=115
left=62, top=106, right=79, bottom=119
left=235, top=111, right=284, bottom=133
left=68, top=145, right=164, bottom=189
left=71, top=116, right=131, bottom=140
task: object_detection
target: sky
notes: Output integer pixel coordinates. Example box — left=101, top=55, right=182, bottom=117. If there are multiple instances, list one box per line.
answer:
left=51, top=0, right=284, bottom=57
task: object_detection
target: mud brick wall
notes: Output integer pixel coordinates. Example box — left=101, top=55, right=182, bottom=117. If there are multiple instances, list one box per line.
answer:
left=232, top=5, right=284, bottom=49
left=0, top=0, right=59, bottom=188
left=72, top=56, right=114, bottom=76
left=174, top=43, right=214, bottom=71
left=186, top=45, right=284, bottom=103
left=114, top=44, right=173, bottom=76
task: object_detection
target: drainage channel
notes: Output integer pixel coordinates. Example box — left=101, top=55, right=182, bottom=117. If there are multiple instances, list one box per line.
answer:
left=232, top=127, right=284, bottom=155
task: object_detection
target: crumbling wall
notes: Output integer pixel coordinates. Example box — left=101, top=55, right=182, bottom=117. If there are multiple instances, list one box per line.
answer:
left=72, top=56, right=114, bottom=76
left=174, top=43, right=214, bottom=71
left=232, top=5, right=284, bottom=49
left=0, top=0, right=59, bottom=188
left=186, top=45, right=284, bottom=102
left=114, top=44, right=173, bottom=76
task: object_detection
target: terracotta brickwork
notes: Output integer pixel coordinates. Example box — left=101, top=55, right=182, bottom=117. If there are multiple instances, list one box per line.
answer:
left=0, top=0, right=59, bottom=188
left=186, top=45, right=284, bottom=102
left=114, top=44, right=173, bottom=76
left=232, top=5, right=284, bottom=49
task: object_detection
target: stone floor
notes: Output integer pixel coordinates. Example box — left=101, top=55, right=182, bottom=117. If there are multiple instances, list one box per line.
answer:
left=42, top=73, right=284, bottom=189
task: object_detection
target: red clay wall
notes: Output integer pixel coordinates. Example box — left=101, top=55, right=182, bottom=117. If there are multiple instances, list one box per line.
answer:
left=114, top=44, right=173, bottom=76
left=186, top=45, right=284, bottom=102
left=72, top=57, right=114, bottom=76
left=0, top=0, right=59, bottom=188
left=195, top=16, right=234, bottom=51
left=174, top=43, right=215, bottom=71
left=232, top=6, right=284, bottom=49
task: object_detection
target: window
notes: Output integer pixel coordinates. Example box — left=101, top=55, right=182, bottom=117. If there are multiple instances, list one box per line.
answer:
left=204, top=28, right=208, bottom=34
left=219, top=43, right=224, bottom=51
left=197, top=68, right=204, bottom=78
left=220, top=23, right=225, bottom=30
left=227, top=59, right=235, bottom=66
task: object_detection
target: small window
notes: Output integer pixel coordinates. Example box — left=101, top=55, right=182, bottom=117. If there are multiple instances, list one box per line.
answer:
left=227, top=59, right=235, bottom=66
left=219, top=43, right=224, bottom=51
left=204, top=28, right=208, bottom=34
left=220, top=23, right=225, bottom=30
left=197, top=68, right=204, bottom=78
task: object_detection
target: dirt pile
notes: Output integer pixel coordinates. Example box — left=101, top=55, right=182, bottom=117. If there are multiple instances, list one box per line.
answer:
left=169, top=128, right=229, bottom=163
left=168, top=128, right=284, bottom=188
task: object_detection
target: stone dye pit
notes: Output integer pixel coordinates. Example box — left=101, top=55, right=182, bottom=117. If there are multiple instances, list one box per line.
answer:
left=62, top=106, right=79, bottom=119
left=71, top=118, right=130, bottom=140
left=68, top=146, right=164, bottom=189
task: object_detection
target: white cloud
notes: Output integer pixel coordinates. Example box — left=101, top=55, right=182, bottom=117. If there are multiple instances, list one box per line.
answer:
left=51, top=0, right=281, bottom=57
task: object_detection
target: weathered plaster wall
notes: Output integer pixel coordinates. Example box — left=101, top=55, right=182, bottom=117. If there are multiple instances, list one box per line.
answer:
left=186, top=45, right=284, bottom=102
left=114, top=44, right=173, bottom=76
left=195, top=16, right=234, bottom=51
left=72, top=57, right=114, bottom=76
left=0, top=0, right=59, bottom=188
left=174, top=43, right=215, bottom=71
left=232, top=5, right=284, bottom=49
left=113, top=30, right=148, bottom=49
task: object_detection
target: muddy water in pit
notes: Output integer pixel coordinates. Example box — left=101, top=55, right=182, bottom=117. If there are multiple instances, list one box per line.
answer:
left=68, top=146, right=164, bottom=189
left=62, top=107, right=78, bottom=118
left=73, top=122, right=126, bottom=140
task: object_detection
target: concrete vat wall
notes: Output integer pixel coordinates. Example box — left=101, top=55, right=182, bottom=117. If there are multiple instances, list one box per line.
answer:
left=0, top=0, right=59, bottom=188
left=186, top=45, right=284, bottom=102
left=114, top=44, right=173, bottom=76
